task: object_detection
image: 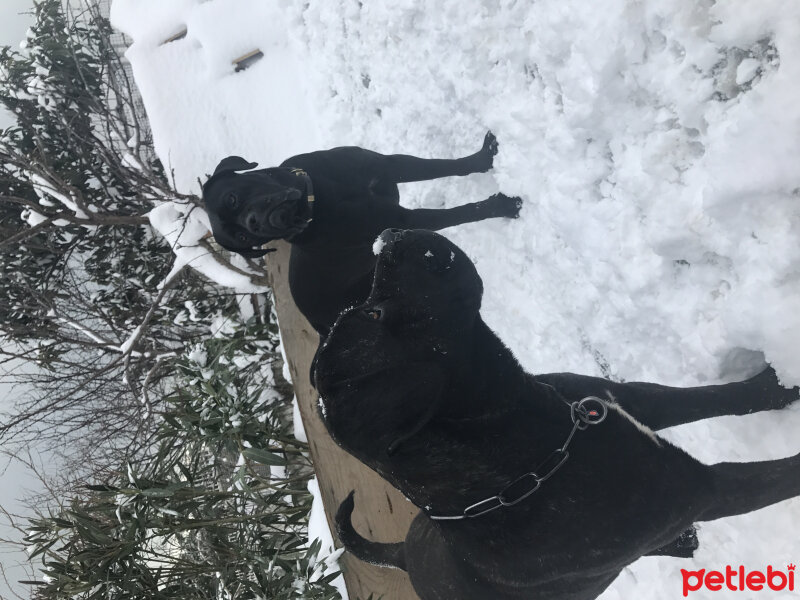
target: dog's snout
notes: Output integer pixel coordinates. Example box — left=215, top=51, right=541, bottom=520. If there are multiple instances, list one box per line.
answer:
left=245, top=212, right=259, bottom=232
left=266, top=193, right=302, bottom=230
left=268, top=209, right=287, bottom=229
left=377, top=229, right=407, bottom=264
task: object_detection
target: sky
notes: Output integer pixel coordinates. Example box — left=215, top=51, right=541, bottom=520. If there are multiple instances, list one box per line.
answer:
left=0, top=0, right=35, bottom=129
left=1, top=2, right=40, bottom=597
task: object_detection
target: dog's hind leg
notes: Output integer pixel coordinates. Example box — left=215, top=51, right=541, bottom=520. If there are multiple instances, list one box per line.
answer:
left=537, top=367, right=798, bottom=431
left=336, top=491, right=407, bottom=571
left=698, top=452, right=800, bottom=522
left=644, top=526, right=699, bottom=558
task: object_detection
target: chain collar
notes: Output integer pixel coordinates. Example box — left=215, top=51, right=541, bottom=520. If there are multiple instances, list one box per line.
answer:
left=428, top=396, right=608, bottom=521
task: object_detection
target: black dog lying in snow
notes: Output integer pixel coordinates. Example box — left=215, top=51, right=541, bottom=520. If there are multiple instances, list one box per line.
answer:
left=313, top=228, right=800, bottom=600
left=202, top=133, right=521, bottom=335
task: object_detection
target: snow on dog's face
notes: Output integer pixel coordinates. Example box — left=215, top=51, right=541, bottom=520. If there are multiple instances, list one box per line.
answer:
left=314, top=229, right=483, bottom=393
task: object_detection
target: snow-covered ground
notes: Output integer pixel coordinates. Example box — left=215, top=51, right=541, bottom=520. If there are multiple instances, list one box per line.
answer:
left=111, top=1, right=800, bottom=598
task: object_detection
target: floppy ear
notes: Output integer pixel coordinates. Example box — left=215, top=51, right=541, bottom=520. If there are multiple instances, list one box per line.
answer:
left=384, top=364, right=447, bottom=455
left=203, top=156, right=260, bottom=195
left=212, top=156, right=258, bottom=177
left=386, top=380, right=445, bottom=455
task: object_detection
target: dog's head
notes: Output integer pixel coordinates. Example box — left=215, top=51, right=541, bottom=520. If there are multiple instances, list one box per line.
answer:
left=202, top=156, right=314, bottom=257
left=313, top=228, right=483, bottom=456
left=314, top=228, right=483, bottom=396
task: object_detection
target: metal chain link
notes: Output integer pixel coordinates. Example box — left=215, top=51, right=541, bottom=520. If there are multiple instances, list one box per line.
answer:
left=429, top=396, right=608, bottom=521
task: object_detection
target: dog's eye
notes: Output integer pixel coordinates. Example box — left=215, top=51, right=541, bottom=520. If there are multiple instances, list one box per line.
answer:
left=228, top=193, right=239, bottom=208
left=362, top=308, right=383, bottom=321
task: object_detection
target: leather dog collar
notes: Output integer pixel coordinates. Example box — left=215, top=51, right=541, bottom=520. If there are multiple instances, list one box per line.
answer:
left=428, top=396, right=608, bottom=521
left=289, top=167, right=315, bottom=224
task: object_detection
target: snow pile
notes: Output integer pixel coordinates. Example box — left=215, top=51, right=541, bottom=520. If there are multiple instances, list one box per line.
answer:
left=111, top=0, right=800, bottom=598
left=148, top=200, right=268, bottom=292
left=289, top=1, right=800, bottom=387
left=110, top=0, right=321, bottom=191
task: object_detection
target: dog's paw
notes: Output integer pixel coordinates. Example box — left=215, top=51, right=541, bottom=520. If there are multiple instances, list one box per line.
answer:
left=645, top=526, right=699, bottom=558
left=483, top=193, right=523, bottom=219
left=474, top=131, right=499, bottom=172
left=483, top=131, right=499, bottom=157
left=748, top=367, right=800, bottom=410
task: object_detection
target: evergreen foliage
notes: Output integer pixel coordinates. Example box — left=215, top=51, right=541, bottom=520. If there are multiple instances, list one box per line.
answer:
left=0, top=3, right=337, bottom=597
left=0, top=0, right=239, bottom=469
left=23, top=325, right=340, bottom=600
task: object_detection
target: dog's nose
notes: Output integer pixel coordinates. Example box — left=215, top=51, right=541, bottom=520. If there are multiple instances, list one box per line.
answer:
left=380, top=228, right=405, bottom=245
left=268, top=207, right=290, bottom=229
left=376, top=229, right=405, bottom=263
left=245, top=212, right=259, bottom=232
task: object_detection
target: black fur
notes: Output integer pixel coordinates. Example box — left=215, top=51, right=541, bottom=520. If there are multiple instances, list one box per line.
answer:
left=336, top=491, right=407, bottom=571
left=314, top=229, right=800, bottom=600
left=202, top=133, right=521, bottom=335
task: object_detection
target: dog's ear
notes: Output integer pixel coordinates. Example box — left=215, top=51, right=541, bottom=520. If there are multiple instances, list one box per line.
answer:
left=212, top=156, right=258, bottom=177
left=202, top=156, right=260, bottom=195
left=385, top=366, right=446, bottom=455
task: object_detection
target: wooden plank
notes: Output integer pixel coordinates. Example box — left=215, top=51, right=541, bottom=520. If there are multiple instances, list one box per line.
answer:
left=264, top=241, right=421, bottom=600
left=160, top=28, right=187, bottom=45
left=233, top=49, right=264, bottom=72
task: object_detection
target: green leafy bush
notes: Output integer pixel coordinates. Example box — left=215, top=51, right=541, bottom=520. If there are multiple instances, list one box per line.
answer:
left=24, top=319, right=341, bottom=600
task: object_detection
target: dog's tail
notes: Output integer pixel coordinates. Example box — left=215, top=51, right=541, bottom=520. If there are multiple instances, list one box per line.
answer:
left=335, top=491, right=407, bottom=571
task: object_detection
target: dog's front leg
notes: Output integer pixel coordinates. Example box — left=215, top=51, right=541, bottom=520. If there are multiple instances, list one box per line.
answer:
left=536, top=367, right=798, bottom=431
left=382, top=132, right=499, bottom=182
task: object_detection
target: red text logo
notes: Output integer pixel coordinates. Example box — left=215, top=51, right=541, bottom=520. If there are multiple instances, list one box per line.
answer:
left=681, top=564, right=795, bottom=596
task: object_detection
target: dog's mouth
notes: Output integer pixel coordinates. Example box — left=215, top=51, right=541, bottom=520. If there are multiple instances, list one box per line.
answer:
left=314, top=304, right=411, bottom=392
left=315, top=366, right=392, bottom=392
left=255, top=190, right=312, bottom=238
left=268, top=194, right=307, bottom=226
left=315, top=359, right=436, bottom=403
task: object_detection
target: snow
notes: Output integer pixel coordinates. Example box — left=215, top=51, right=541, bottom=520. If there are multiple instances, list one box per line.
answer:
left=117, top=323, right=142, bottom=354
left=21, top=207, right=48, bottom=227
left=111, top=1, right=800, bottom=598
left=735, top=58, right=761, bottom=86
left=371, top=234, right=386, bottom=256
left=292, top=396, right=307, bottom=444
left=147, top=200, right=268, bottom=292
left=307, top=477, right=348, bottom=598
left=29, top=173, right=88, bottom=219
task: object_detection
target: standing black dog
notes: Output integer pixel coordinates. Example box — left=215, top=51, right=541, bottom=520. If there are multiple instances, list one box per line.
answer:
left=313, top=229, right=800, bottom=600
left=202, top=133, right=521, bottom=335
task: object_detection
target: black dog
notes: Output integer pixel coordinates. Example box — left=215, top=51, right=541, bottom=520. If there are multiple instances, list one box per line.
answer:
left=202, top=133, right=521, bottom=335
left=313, top=229, right=800, bottom=600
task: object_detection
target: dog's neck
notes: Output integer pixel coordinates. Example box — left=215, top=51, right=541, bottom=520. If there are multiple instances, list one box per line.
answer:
left=381, top=317, right=571, bottom=514
left=321, top=316, right=571, bottom=517
left=438, top=317, right=562, bottom=424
